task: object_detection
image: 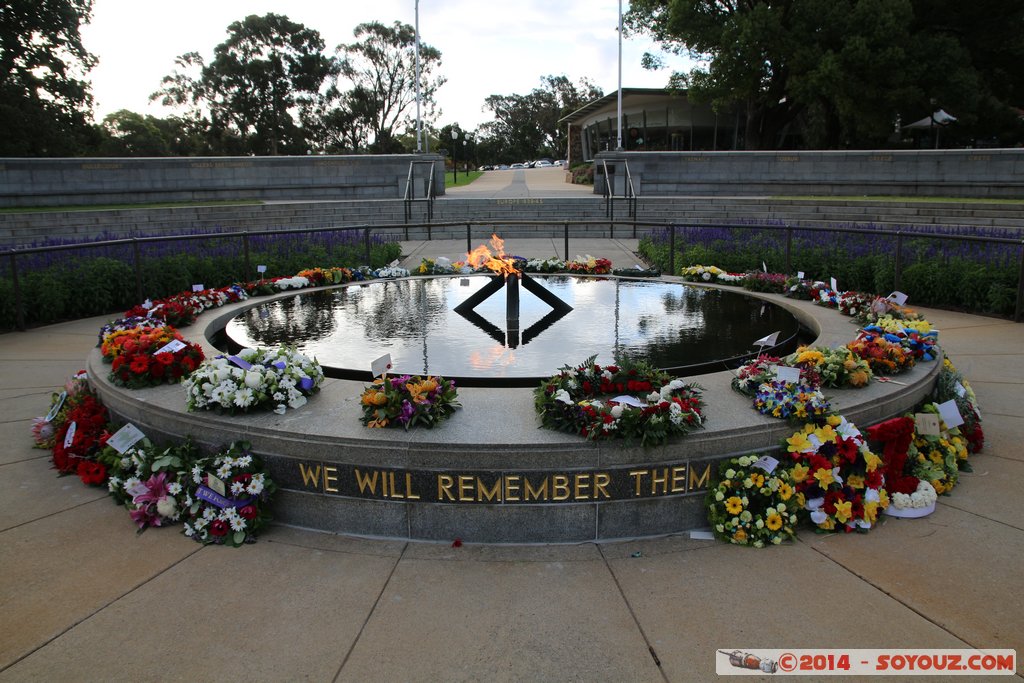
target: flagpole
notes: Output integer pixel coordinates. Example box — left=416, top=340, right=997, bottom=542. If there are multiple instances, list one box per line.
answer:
left=415, top=0, right=423, bottom=153
left=616, top=0, right=623, bottom=151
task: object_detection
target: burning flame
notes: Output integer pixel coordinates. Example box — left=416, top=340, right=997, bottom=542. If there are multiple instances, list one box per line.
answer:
left=466, top=233, right=520, bottom=277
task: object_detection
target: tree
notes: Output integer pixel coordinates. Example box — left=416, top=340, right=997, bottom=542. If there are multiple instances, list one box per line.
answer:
left=481, top=75, right=603, bottom=161
left=335, top=21, right=444, bottom=153
left=0, top=0, right=98, bottom=155
left=627, top=0, right=1024, bottom=149
left=153, top=13, right=338, bottom=155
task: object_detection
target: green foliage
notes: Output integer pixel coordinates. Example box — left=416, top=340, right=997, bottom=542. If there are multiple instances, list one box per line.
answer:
left=0, top=0, right=98, bottom=155
left=152, top=14, right=338, bottom=155
left=481, top=76, right=603, bottom=161
left=627, top=0, right=1024, bottom=148
left=1, top=241, right=403, bottom=330
left=335, top=21, right=444, bottom=153
left=638, top=233, right=1018, bottom=316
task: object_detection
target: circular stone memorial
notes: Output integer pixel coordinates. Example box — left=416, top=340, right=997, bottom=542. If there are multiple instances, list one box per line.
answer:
left=89, top=274, right=940, bottom=543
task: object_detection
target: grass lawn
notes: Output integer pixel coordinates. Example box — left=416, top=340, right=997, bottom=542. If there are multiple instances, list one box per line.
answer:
left=444, top=171, right=483, bottom=187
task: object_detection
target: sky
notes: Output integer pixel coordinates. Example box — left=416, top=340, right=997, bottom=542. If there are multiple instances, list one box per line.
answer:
left=79, top=0, right=694, bottom=131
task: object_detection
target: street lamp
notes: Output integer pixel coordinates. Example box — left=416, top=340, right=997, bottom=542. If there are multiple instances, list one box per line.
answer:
left=450, top=128, right=459, bottom=182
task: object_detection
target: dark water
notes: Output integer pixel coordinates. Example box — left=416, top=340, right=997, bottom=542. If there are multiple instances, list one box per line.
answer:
left=224, top=275, right=801, bottom=385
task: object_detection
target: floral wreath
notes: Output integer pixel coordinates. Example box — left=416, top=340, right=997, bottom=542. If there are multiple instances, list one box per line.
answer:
left=707, top=454, right=801, bottom=547
left=908, top=403, right=966, bottom=495
left=100, top=438, right=198, bottom=531
left=103, top=324, right=205, bottom=389
left=848, top=331, right=915, bottom=375
left=732, top=356, right=821, bottom=397
left=183, top=346, right=324, bottom=414
left=754, top=381, right=831, bottom=421
left=360, top=374, right=460, bottom=429
left=784, top=416, right=888, bottom=533
left=534, top=356, right=705, bottom=447
left=785, top=345, right=872, bottom=389
left=182, top=441, right=276, bottom=547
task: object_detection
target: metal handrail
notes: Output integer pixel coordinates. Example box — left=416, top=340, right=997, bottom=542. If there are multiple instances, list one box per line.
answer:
left=404, top=160, right=437, bottom=224
left=4, top=219, right=1023, bottom=329
left=600, top=158, right=639, bottom=219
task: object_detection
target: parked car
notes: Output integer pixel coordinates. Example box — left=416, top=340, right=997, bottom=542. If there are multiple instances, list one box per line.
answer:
left=510, top=163, right=526, bottom=169
left=553, top=160, right=566, bottom=167
left=534, top=160, right=553, bottom=168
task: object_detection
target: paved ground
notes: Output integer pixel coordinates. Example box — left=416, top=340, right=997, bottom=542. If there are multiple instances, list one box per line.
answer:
left=444, top=167, right=594, bottom=198
left=1, top=233, right=1021, bottom=681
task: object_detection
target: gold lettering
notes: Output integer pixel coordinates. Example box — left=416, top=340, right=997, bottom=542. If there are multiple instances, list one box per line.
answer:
left=354, top=469, right=379, bottom=495
left=629, top=470, right=649, bottom=496
left=437, top=475, right=455, bottom=501
left=671, top=466, right=687, bottom=493
left=298, top=463, right=322, bottom=488
left=476, top=476, right=502, bottom=502
left=458, top=475, right=475, bottom=502
left=651, top=468, right=669, bottom=495
left=689, top=463, right=711, bottom=491
left=552, top=475, right=570, bottom=501
left=593, top=473, right=611, bottom=499
left=523, top=476, right=549, bottom=501
left=504, top=475, right=521, bottom=502
left=404, top=473, right=420, bottom=500
left=388, top=471, right=402, bottom=499
left=574, top=473, right=591, bottom=500
left=323, top=466, right=339, bottom=493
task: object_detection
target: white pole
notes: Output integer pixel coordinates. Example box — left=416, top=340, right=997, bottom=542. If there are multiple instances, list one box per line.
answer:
left=616, top=0, right=623, bottom=151
left=415, top=0, right=423, bottom=153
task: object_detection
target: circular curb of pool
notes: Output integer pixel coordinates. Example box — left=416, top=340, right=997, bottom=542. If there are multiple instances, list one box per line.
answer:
left=89, top=276, right=941, bottom=543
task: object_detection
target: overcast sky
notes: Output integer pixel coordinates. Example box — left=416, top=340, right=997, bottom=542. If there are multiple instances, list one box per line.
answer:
left=80, top=0, right=694, bottom=130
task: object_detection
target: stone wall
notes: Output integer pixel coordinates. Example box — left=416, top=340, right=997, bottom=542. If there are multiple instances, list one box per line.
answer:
left=595, top=149, right=1024, bottom=198
left=0, top=154, right=446, bottom=208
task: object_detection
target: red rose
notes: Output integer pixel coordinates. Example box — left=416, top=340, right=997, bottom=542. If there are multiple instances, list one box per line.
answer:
left=238, top=505, right=258, bottom=520
left=76, top=459, right=107, bottom=486
left=111, top=355, right=126, bottom=371
left=149, top=362, right=165, bottom=378
left=209, top=519, right=229, bottom=537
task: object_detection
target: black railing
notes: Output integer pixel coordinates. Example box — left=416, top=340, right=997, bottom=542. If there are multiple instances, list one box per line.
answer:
left=5, top=219, right=1023, bottom=330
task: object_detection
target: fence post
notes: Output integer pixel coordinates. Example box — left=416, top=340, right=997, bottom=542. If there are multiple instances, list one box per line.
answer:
left=669, top=225, right=676, bottom=276
left=242, top=231, right=251, bottom=280
left=785, top=227, right=793, bottom=273
left=427, top=222, right=432, bottom=241
left=9, top=251, right=25, bottom=331
left=1016, top=241, right=1024, bottom=323
left=564, top=221, right=569, bottom=260
left=610, top=220, right=615, bottom=240
left=132, top=238, right=143, bottom=304
left=466, top=223, right=472, bottom=254
left=364, top=228, right=372, bottom=266
left=894, top=231, right=904, bottom=292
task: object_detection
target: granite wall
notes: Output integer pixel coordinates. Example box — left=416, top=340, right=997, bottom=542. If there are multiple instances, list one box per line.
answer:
left=0, top=154, right=446, bottom=208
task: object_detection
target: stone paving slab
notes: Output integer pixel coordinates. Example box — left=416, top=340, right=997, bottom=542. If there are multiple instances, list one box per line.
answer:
left=0, top=499, right=199, bottom=670
left=1, top=540, right=400, bottom=683
left=806, top=503, right=1024, bottom=672
left=605, top=539, right=977, bottom=682
left=336, top=552, right=663, bottom=683
left=0, top=456, right=106, bottom=532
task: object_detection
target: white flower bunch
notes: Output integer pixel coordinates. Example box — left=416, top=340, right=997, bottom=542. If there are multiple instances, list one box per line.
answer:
left=183, top=346, right=325, bottom=414
left=891, top=480, right=938, bottom=510
left=275, top=276, right=311, bottom=291
left=374, top=266, right=411, bottom=278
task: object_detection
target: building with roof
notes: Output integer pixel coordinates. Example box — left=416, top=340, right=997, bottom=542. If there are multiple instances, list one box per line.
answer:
left=560, top=88, right=743, bottom=167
